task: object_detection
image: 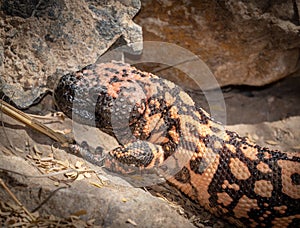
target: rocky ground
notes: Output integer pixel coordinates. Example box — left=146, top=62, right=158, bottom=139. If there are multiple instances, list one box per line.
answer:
left=0, top=72, right=299, bottom=227
left=0, top=0, right=299, bottom=227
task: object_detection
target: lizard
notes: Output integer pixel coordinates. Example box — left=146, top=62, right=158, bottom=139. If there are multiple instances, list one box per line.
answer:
left=53, top=61, right=300, bottom=228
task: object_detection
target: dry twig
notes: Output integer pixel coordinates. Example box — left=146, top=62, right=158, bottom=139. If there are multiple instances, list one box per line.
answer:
left=0, top=178, right=35, bottom=222
left=0, top=99, right=74, bottom=145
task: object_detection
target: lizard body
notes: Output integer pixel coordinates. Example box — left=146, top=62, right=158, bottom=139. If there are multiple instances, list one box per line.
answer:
left=54, top=62, right=300, bottom=227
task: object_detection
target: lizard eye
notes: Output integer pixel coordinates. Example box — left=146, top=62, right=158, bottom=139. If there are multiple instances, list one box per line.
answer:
left=89, top=88, right=101, bottom=102
left=89, top=86, right=107, bottom=103
left=91, top=93, right=100, bottom=102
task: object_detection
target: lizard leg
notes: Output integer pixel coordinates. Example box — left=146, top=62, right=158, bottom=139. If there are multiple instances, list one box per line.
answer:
left=69, top=141, right=105, bottom=166
left=104, top=140, right=165, bottom=174
left=69, top=140, right=166, bottom=174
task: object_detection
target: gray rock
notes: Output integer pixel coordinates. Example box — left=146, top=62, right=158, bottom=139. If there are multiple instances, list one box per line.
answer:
left=0, top=113, right=194, bottom=227
left=0, top=155, right=194, bottom=227
left=0, top=0, right=142, bottom=108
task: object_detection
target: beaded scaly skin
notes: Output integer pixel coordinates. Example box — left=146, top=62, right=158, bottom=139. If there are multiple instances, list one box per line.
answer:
left=54, top=62, right=300, bottom=228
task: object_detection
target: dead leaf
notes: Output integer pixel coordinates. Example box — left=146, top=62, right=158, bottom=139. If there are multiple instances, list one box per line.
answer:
left=126, top=218, right=137, bottom=226
left=72, top=210, right=87, bottom=217
left=75, top=161, right=82, bottom=169
left=265, top=140, right=278, bottom=145
left=76, top=174, right=84, bottom=180
left=89, top=181, right=103, bottom=188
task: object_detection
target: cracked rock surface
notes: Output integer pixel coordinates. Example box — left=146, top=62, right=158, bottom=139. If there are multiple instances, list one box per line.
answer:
left=0, top=0, right=142, bottom=108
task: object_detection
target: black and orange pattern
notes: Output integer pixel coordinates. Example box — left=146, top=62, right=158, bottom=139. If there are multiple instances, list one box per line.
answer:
left=54, top=62, right=300, bottom=228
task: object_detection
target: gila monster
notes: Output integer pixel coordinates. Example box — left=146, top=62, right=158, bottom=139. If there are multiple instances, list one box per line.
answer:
left=54, top=61, right=300, bottom=228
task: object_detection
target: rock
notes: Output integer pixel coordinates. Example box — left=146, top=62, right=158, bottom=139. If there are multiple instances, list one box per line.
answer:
left=0, top=156, right=194, bottom=227
left=135, top=0, right=300, bottom=90
left=226, top=116, right=300, bottom=152
left=0, top=113, right=194, bottom=227
left=0, top=0, right=142, bottom=108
